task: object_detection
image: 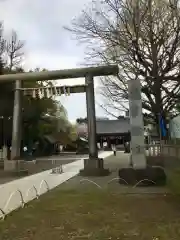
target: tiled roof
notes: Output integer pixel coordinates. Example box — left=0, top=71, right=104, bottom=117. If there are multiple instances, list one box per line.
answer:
left=96, top=119, right=130, bottom=135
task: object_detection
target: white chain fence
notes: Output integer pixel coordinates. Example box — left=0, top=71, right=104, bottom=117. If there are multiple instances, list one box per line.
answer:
left=0, top=179, right=50, bottom=221
left=0, top=152, right=114, bottom=221
left=0, top=156, right=167, bottom=222
left=0, top=164, right=64, bottom=221
left=79, top=178, right=157, bottom=189
left=0, top=174, right=167, bottom=221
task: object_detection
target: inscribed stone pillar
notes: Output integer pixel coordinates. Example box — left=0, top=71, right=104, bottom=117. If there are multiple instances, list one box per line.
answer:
left=128, top=79, right=146, bottom=169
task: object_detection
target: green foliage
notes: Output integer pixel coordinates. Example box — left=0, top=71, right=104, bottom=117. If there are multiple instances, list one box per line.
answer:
left=21, top=74, right=69, bottom=145
left=175, top=104, right=180, bottom=115
left=76, top=117, right=87, bottom=124
left=66, top=124, right=78, bottom=141
left=22, top=96, right=56, bottom=144
left=0, top=22, right=74, bottom=149
left=0, top=68, right=71, bottom=147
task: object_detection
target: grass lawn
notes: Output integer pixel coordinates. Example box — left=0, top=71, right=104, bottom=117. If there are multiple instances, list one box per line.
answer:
left=0, top=188, right=180, bottom=240
left=167, top=167, right=180, bottom=196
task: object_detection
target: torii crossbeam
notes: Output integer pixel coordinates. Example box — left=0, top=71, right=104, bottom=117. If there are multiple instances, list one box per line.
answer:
left=0, top=65, right=118, bottom=176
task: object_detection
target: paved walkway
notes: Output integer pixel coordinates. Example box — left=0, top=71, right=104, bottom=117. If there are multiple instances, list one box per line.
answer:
left=0, top=151, right=113, bottom=218
left=0, top=154, right=90, bottom=185
left=60, top=151, right=169, bottom=194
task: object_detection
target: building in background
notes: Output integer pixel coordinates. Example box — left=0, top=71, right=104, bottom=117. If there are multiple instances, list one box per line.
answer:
left=96, top=118, right=130, bottom=149
left=77, top=117, right=131, bottom=149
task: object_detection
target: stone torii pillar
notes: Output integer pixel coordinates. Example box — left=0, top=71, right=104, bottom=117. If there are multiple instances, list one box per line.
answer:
left=0, top=65, right=118, bottom=175
left=11, top=80, right=22, bottom=160
left=85, top=74, right=98, bottom=159
left=79, top=74, right=109, bottom=176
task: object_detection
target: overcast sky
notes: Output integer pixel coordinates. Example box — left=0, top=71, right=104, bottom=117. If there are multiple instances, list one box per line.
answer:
left=0, top=0, right=113, bottom=122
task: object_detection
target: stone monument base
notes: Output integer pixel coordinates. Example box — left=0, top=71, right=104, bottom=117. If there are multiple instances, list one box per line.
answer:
left=118, top=166, right=166, bottom=186
left=79, top=158, right=110, bottom=176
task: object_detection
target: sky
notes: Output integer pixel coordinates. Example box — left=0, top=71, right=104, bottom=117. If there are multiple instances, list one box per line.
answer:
left=0, top=0, right=114, bottom=122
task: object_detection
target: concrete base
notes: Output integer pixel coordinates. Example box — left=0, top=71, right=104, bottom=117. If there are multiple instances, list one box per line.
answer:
left=4, top=160, right=28, bottom=176
left=79, top=158, right=110, bottom=176
left=118, top=166, right=166, bottom=186
left=4, top=160, right=18, bottom=171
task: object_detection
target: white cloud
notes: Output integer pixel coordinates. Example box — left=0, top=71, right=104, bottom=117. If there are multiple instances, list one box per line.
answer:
left=0, top=0, right=109, bottom=121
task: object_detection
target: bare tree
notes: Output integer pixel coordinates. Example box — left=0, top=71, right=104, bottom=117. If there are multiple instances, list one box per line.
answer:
left=0, top=22, right=6, bottom=74
left=66, top=0, right=180, bottom=124
left=5, top=30, right=25, bottom=71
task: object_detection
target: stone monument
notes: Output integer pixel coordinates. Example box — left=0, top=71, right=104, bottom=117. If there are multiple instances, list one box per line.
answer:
left=118, top=79, right=166, bottom=186
left=128, top=79, right=146, bottom=169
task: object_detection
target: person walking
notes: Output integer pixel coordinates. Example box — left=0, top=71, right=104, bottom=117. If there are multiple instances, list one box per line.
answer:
left=112, top=144, right=116, bottom=156
left=23, top=146, right=28, bottom=160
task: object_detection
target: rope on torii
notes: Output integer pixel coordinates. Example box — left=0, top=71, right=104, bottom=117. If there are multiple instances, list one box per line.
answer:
left=15, top=85, right=80, bottom=99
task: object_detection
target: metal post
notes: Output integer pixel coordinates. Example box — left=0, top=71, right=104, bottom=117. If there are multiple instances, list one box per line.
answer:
left=158, top=113, right=162, bottom=142
left=11, top=80, right=22, bottom=160
left=158, top=113, right=162, bottom=153
left=0, top=116, right=3, bottom=148
left=85, top=74, right=98, bottom=159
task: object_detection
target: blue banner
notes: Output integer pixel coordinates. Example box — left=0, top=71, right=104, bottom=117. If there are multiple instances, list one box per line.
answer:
left=160, top=115, right=166, bottom=137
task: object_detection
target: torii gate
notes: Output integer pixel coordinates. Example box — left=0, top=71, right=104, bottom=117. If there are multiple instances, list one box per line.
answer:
left=0, top=65, right=118, bottom=176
